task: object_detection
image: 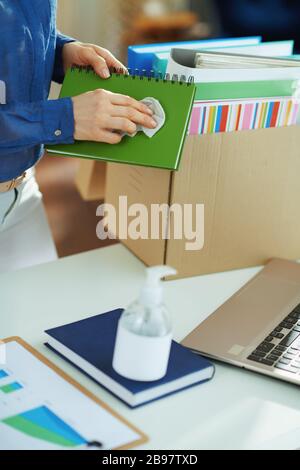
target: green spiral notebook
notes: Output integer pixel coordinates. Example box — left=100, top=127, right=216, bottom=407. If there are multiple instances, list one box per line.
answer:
left=47, top=68, right=196, bottom=171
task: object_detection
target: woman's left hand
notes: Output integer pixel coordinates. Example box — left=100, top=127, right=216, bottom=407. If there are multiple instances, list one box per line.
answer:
left=62, top=42, right=127, bottom=79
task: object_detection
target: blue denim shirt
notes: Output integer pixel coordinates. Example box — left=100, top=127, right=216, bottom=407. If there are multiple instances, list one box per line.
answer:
left=0, top=0, right=75, bottom=182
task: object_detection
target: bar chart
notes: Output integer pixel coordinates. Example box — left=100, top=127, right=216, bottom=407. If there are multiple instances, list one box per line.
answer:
left=0, top=382, right=23, bottom=394
left=2, top=406, right=88, bottom=448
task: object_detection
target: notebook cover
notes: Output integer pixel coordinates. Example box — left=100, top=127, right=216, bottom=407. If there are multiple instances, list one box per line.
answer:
left=47, top=68, right=196, bottom=171
left=45, top=309, right=214, bottom=408
left=45, top=343, right=213, bottom=409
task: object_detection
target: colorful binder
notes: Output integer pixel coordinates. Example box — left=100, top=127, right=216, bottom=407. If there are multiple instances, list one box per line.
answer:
left=153, top=40, right=294, bottom=76
left=192, top=79, right=299, bottom=102
left=189, top=97, right=299, bottom=135
left=187, top=79, right=300, bottom=135
left=167, top=48, right=300, bottom=84
left=47, top=68, right=195, bottom=171
left=128, top=36, right=262, bottom=72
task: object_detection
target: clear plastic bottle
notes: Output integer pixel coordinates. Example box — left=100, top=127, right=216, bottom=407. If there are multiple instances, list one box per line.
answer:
left=112, top=266, right=177, bottom=381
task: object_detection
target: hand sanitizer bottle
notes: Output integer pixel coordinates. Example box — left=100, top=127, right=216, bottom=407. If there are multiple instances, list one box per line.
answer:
left=113, top=266, right=177, bottom=382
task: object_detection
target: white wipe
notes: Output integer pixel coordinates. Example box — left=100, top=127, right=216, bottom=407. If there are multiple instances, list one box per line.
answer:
left=123, top=97, right=166, bottom=139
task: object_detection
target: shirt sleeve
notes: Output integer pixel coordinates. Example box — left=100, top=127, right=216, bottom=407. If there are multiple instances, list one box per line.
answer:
left=0, top=97, right=75, bottom=155
left=53, top=31, right=76, bottom=84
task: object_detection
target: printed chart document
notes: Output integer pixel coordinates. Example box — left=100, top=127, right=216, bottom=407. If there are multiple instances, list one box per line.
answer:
left=0, top=338, right=146, bottom=450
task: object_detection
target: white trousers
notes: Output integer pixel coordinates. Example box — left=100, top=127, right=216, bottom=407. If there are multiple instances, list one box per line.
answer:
left=0, top=169, right=58, bottom=274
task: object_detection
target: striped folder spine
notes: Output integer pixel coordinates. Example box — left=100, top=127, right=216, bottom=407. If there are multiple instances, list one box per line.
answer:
left=189, top=98, right=300, bottom=135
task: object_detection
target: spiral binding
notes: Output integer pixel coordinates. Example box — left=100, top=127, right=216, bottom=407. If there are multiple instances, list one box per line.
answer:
left=70, top=65, right=194, bottom=86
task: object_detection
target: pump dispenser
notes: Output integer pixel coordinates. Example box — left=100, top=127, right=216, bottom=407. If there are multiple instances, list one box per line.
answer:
left=113, top=266, right=177, bottom=381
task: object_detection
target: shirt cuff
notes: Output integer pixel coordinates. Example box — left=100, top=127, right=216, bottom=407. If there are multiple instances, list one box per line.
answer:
left=53, top=32, right=76, bottom=84
left=42, top=98, right=75, bottom=145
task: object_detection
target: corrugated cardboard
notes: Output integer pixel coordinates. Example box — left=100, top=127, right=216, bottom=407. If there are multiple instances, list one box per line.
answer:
left=105, top=163, right=171, bottom=266
left=75, top=160, right=107, bottom=201
left=106, top=126, right=300, bottom=279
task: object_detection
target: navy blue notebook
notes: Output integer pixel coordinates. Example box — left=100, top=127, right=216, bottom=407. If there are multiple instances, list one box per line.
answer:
left=45, top=309, right=214, bottom=408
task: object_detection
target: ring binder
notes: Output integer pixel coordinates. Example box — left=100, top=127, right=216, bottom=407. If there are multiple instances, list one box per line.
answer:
left=70, top=64, right=194, bottom=86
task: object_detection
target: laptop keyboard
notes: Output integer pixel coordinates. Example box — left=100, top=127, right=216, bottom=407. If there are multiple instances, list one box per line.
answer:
left=248, top=305, right=300, bottom=375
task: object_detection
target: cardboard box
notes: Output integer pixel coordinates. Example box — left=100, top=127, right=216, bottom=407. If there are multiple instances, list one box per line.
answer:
left=75, top=160, right=107, bottom=201
left=105, top=126, right=300, bottom=279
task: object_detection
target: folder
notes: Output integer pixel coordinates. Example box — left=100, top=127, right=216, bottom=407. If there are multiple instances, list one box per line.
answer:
left=167, top=49, right=300, bottom=83
left=128, top=36, right=262, bottom=72
left=153, top=40, right=294, bottom=76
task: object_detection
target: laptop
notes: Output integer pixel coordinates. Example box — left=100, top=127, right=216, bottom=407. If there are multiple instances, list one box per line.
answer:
left=182, top=258, right=300, bottom=385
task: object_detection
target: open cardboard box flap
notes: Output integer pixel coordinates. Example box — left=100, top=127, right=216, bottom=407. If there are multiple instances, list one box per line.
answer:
left=105, top=126, right=300, bottom=279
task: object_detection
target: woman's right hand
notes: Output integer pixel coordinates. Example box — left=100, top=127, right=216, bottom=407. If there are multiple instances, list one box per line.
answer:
left=72, top=90, right=157, bottom=144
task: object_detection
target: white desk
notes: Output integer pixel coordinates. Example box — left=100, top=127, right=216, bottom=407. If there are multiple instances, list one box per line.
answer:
left=1, top=245, right=300, bottom=450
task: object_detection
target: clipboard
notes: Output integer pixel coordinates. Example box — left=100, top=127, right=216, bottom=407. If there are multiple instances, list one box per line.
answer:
left=0, top=337, right=148, bottom=450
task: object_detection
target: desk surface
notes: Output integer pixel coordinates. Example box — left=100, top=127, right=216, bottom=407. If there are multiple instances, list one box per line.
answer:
left=1, top=245, right=300, bottom=450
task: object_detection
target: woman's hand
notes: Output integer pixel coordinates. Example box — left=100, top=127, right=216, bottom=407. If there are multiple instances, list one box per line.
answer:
left=72, top=90, right=157, bottom=144
left=65, top=42, right=157, bottom=144
left=62, top=42, right=127, bottom=78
